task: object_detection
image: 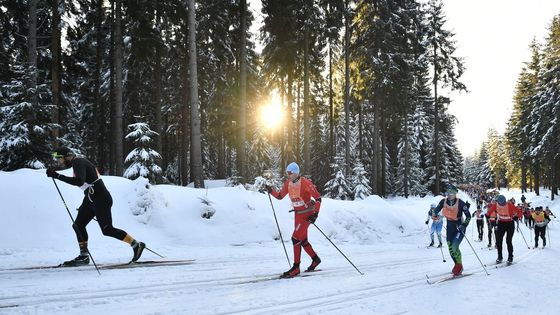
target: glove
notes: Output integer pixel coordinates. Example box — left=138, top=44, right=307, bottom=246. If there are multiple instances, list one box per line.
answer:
left=46, top=167, right=59, bottom=178
left=307, top=212, right=318, bottom=224
left=264, top=185, right=273, bottom=193
left=457, top=224, right=466, bottom=234
left=513, top=216, right=518, bottom=222
left=425, top=220, right=429, bottom=225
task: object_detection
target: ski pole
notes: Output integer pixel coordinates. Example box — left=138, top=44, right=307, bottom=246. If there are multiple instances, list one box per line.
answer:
left=52, top=178, right=101, bottom=275
left=145, top=246, right=165, bottom=258
left=439, top=240, right=446, bottom=263
left=267, top=193, right=291, bottom=267
left=459, top=230, right=490, bottom=276
left=547, top=224, right=551, bottom=248
left=516, top=222, right=531, bottom=249
left=313, top=223, right=364, bottom=275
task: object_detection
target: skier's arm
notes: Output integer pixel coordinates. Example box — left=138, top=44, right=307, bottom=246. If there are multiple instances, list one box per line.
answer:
left=433, top=199, right=445, bottom=215
left=306, top=179, right=322, bottom=213
left=460, top=199, right=471, bottom=226
left=270, top=181, right=288, bottom=200
left=57, top=159, right=86, bottom=187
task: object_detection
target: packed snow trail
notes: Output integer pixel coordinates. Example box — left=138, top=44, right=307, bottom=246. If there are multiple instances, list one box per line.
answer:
left=1, top=170, right=560, bottom=314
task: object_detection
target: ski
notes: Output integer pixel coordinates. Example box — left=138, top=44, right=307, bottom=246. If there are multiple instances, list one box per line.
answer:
left=426, top=273, right=473, bottom=285
left=239, top=269, right=323, bottom=284
left=2, top=259, right=195, bottom=271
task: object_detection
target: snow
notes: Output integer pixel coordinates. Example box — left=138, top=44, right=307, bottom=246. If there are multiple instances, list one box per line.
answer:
left=1, top=169, right=560, bottom=314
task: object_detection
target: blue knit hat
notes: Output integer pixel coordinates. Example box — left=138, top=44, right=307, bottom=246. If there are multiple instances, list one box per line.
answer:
left=286, top=162, right=300, bottom=175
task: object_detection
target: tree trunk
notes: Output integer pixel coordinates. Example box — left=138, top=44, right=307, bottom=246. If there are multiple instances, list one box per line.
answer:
left=433, top=43, right=440, bottom=195
left=296, top=80, right=301, bottom=162
left=51, top=0, right=61, bottom=139
left=154, top=0, right=163, bottom=156
left=28, top=0, right=38, bottom=108
left=521, top=158, right=527, bottom=193
left=344, top=1, right=351, bottom=176
left=534, top=161, right=540, bottom=196
left=109, top=0, right=116, bottom=174
left=404, top=116, right=409, bottom=198
left=303, top=30, right=310, bottom=174
left=187, top=0, right=204, bottom=188
left=328, top=43, right=334, bottom=160
left=286, top=71, right=294, bottom=161
left=180, top=60, right=189, bottom=185
left=114, top=0, right=124, bottom=176
left=238, top=0, right=247, bottom=183
left=95, top=0, right=105, bottom=170
left=371, top=100, right=380, bottom=195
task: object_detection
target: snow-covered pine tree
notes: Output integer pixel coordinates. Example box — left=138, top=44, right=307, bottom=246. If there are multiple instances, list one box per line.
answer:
left=324, top=156, right=352, bottom=200
left=0, top=63, right=56, bottom=170
left=124, top=120, right=162, bottom=183
left=395, top=107, right=428, bottom=197
left=351, top=161, right=372, bottom=200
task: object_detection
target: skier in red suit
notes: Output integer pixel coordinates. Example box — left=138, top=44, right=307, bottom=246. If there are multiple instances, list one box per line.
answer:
left=267, top=162, right=322, bottom=278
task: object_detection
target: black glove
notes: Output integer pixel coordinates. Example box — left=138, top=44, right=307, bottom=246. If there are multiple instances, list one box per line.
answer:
left=46, top=167, right=59, bottom=178
left=425, top=220, right=429, bottom=225
left=307, top=212, right=318, bottom=224
left=513, top=216, right=518, bottom=222
left=457, top=224, right=466, bottom=234
left=264, top=185, right=273, bottom=193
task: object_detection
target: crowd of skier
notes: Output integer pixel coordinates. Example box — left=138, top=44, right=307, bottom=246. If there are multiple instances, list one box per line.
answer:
left=44, top=146, right=556, bottom=279
left=427, top=183, right=556, bottom=276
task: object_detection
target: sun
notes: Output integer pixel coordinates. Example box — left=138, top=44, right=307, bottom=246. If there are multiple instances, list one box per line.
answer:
left=259, top=90, right=284, bottom=131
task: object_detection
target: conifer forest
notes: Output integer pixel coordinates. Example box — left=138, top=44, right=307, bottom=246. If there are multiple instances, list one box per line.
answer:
left=1, top=0, right=559, bottom=200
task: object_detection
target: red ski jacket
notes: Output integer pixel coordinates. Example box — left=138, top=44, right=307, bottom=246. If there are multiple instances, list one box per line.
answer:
left=271, top=177, right=321, bottom=214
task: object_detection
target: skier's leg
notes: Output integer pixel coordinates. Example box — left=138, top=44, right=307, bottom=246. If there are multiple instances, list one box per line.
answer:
left=92, top=193, right=127, bottom=241
left=506, top=222, right=514, bottom=260
left=73, top=199, right=95, bottom=248
left=496, top=223, right=506, bottom=260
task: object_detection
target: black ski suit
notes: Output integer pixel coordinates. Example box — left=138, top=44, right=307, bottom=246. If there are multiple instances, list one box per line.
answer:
left=57, top=158, right=127, bottom=242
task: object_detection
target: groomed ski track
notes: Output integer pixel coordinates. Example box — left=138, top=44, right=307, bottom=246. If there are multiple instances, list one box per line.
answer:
left=0, top=232, right=552, bottom=315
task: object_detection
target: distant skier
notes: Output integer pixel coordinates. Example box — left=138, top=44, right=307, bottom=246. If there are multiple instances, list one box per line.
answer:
left=425, top=204, right=443, bottom=248
left=532, top=207, right=550, bottom=248
left=486, top=199, right=498, bottom=248
left=433, top=184, right=471, bottom=276
left=47, top=147, right=145, bottom=266
left=520, top=194, right=526, bottom=204
left=473, top=206, right=485, bottom=242
left=486, top=195, right=522, bottom=264
left=267, top=162, right=322, bottom=278
left=544, top=206, right=555, bottom=219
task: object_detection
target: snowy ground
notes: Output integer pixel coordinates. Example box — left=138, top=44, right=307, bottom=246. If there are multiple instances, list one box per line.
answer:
left=1, top=169, right=559, bottom=315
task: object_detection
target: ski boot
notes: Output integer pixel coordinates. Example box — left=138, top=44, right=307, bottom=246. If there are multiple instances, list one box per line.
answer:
left=428, top=241, right=434, bottom=247
left=437, top=243, right=442, bottom=248
left=281, top=263, right=300, bottom=278
left=131, top=241, right=145, bottom=262
left=496, top=257, right=503, bottom=264
left=62, top=255, right=90, bottom=267
left=451, top=263, right=463, bottom=276
left=305, top=256, right=321, bottom=272
left=507, top=256, right=513, bottom=265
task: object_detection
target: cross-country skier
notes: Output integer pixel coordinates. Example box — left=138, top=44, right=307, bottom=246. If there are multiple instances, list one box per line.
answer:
left=46, top=147, right=145, bottom=266
left=433, top=184, right=471, bottom=276
left=532, top=207, right=550, bottom=248
left=486, top=195, right=522, bottom=264
left=266, top=162, right=322, bottom=278
left=425, top=204, right=443, bottom=247
left=486, top=199, right=498, bottom=248
left=473, top=206, right=485, bottom=241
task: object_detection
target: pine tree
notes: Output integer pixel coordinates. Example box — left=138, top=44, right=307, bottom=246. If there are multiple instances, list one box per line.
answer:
left=351, top=161, right=372, bottom=200
left=0, top=63, right=56, bottom=170
left=324, top=156, right=351, bottom=200
left=124, top=121, right=162, bottom=183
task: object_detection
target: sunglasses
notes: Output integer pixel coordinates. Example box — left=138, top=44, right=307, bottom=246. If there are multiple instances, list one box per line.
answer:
left=52, top=152, right=64, bottom=159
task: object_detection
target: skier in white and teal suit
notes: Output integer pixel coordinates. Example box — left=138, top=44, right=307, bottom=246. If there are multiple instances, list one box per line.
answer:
left=425, top=204, right=443, bottom=247
left=433, top=184, right=471, bottom=276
